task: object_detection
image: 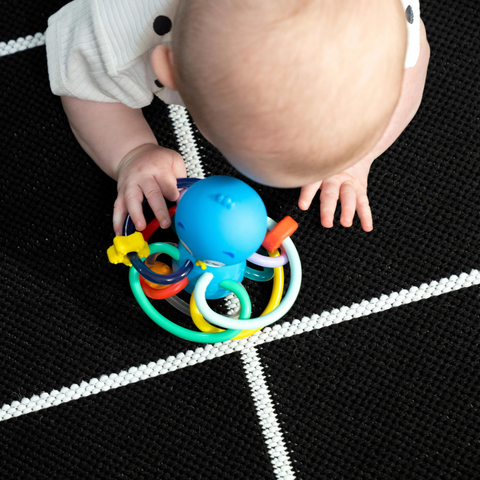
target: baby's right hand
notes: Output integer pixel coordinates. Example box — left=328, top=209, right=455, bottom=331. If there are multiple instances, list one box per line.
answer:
left=113, top=144, right=187, bottom=236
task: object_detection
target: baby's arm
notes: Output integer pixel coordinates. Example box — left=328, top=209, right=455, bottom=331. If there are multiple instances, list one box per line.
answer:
left=299, top=20, right=430, bottom=231
left=62, top=97, right=186, bottom=235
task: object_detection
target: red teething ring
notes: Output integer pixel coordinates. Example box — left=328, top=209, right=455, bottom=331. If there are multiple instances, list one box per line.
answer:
left=140, top=275, right=189, bottom=300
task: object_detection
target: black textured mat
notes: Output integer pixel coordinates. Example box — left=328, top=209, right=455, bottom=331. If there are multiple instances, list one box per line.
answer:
left=0, top=355, right=274, bottom=480
left=1, top=0, right=480, bottom=479
left=257, top=287, right=480, bottom=479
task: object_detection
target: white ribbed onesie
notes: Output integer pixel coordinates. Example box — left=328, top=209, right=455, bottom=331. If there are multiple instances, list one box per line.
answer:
left=46, top=0, right=421, bottom=109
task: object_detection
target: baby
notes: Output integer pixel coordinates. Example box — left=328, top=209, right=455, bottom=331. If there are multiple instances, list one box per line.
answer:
left=46, top=0, right=430, bottom=236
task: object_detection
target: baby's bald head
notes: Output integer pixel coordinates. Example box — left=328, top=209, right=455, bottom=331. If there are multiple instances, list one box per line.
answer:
left=172, top=0, right=407, bottom=187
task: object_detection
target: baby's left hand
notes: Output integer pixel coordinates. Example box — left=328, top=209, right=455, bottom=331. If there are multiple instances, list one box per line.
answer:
left=298, top=159, right=373, bottom=232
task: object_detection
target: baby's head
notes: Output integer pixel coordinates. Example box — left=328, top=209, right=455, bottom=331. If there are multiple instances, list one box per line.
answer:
left=152, top=0, right=407, bottom=188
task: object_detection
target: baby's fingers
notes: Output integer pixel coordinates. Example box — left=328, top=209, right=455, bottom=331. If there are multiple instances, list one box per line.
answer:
left=157, top=168, right=181, bottom=203
left=319, top=181, right=341, bottom=228
left=298, top=181, right=322, bottom=210
left=113, top=196, right=127, bottom=236
left=339, top=182, right=373, bottom=231
left=339, top=182, right=357, bottom=228
left=356, top=192, right=373, bottom=232
left=141, top=177, right=171, bottom=229
left=124, top=184, right=148, bottom=232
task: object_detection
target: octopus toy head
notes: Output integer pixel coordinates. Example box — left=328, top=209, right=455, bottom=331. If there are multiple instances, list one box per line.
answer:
left=175, top=176, right=267, bottom=267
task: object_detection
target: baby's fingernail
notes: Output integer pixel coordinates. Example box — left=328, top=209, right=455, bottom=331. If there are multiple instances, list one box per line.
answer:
left=160, top=219, right=170, bottom=228
left=299, top=202, right=308, bottom=210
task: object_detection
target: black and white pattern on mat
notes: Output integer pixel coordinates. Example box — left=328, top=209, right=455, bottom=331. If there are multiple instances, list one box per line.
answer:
left=1, top=1, right=480, bottom=479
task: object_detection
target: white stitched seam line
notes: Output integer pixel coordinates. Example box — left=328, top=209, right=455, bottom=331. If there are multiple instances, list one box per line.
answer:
left=1, top=269, right=479, bottom=422
left=0, top=33, right=45, bottom=57
left=168, top=104, right=205, bottom=179
left=241, top=347, right=296, bottom=479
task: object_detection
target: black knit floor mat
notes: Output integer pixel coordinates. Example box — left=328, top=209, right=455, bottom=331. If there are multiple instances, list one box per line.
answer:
left=1, top=1, right=479, bottom=478
left=2, top=288, right=478, bottom=479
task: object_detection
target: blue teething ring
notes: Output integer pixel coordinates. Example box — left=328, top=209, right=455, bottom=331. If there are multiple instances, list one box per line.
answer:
left=128, top=252, right=193, bottom=285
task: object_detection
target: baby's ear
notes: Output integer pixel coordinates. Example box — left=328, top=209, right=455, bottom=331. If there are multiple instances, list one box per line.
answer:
left=151, top=45, right=177, bottom=91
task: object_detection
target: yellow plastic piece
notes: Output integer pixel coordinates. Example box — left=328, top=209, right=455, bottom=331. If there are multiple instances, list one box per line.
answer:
left=144, top=261, right=173, bottom=289
left=195, top=260, right=207, bottom=270
left=107, top=232, right=150, bottom=267
left=190, top=250, right=284, bottom=340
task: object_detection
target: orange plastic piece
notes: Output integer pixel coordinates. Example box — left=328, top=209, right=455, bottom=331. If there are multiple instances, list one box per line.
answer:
left=144, top=261, right=173, bottom=289
left=262, top=216, right=298, bottom=253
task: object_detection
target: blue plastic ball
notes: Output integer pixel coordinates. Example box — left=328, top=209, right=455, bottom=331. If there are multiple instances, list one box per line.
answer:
left=175, top=176, right=267, bottom=267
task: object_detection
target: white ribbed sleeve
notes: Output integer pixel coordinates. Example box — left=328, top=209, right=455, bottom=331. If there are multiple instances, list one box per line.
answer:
left=45, top=0, right=183, bottom=108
